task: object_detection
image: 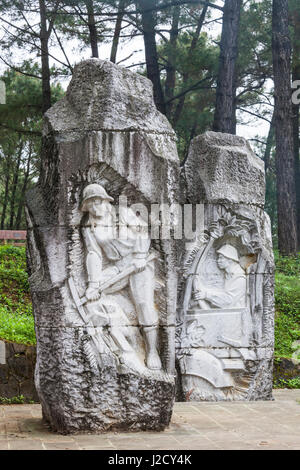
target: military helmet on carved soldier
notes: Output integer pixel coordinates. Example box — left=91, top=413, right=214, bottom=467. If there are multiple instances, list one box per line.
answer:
left=80, top=183, right=113, bottom=211
left=216, top=244, right=239, bottom=262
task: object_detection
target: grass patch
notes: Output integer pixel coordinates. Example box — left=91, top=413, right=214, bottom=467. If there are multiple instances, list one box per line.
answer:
left=0, top=245, right=35, bottom=345
left=273, top=377, right=300, bottom=389
left=274, top=251, right=300, bottom=360
left=0, top=395, right=35, bottom=404
left=0, top=307, right=35, bottom=345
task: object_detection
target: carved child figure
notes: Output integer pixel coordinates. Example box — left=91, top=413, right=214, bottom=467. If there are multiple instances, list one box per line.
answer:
left=80, top=183, right=162, bottom=370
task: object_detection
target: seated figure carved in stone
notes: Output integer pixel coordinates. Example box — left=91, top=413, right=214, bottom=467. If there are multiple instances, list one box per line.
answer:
left=193, top=244, right=247, bottom=309
left=80, top=183, right=162, bottom=370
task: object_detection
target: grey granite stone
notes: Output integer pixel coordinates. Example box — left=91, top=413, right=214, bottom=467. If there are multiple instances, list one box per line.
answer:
left=26, top=59, right=179, bottom=433
left=182, top=131, right=265, bottom=207
left=176, top=132, right=275, bottom=402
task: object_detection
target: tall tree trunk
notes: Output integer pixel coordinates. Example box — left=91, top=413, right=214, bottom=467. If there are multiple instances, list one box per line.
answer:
left=9, top=142, right=23, bottom=229
left=0, top=157, right=11, bottom=230
left=264, top=112, right=275, bottom=174
left=110, top=0, right=126, bottom=63
left=85, top=0, right=99, bottom=58
left=39, top=0, right=52, bottom=113
left=165, top=5, right=180, bottom=118
left=139, top=0, right=166, bottom=114
left=212, top=0, right=242, bottom=134
left=291, top=8, right=300, bottom=248
left=15, top=145, right=32, bottom=230
left=181, top=117, right=198, bottom=166
left=272, top=0, right=298, bottom=254
left=172, top=3, right=208, bottom=127
left=292, top=73, right=300, bottom=248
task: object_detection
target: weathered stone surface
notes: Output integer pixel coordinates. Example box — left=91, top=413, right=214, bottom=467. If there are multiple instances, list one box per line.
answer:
left=26, top=59, right=179, bottom=433
left=46, top=59, right=174, bottom=135
left=182, top=131, right=265, bottom=207
left=0, top=340, right=38, bottom=401
left=176, top=133, right=275, bottom=402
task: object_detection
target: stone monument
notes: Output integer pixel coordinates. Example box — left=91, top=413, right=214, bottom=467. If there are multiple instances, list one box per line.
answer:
left=26, top=59, right=179, bottom=433
left=176, top=132, right=274, bottom=401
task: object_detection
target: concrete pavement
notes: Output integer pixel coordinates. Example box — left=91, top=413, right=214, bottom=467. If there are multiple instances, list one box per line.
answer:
left=0, top=389, right=299, bottom=450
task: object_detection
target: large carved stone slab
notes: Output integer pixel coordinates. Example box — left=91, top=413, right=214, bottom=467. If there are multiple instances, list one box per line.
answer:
left=26, top=59, right=179, bottom=432
left=176, top=132, right=274, bottom=401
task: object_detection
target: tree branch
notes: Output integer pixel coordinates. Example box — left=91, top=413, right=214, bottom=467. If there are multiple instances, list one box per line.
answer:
left=237, top=107, right=272, bottom=123
left=0, top=124, right=42, bottom=136
left=19, top=1, right=224, bottom=17
left=0, top=55, right=42, bottom=79
left=165, top=76, right=213, bottom=104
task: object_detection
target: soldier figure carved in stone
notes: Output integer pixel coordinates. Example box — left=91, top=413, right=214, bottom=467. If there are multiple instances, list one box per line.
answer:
left=80, top=183, right=162, bottom=370
left=193, top=244, right=247, bottom=309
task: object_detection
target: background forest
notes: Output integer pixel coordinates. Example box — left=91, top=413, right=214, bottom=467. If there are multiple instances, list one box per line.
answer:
left=0, top=0, right=299, bottom=253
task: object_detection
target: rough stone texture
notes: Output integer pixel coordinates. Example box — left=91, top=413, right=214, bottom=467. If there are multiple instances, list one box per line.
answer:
left=25, top=59, right=179, bottom=433
left=176, top=131, right=275, bottom=402
left=183, top=131, right=265, bottom=207
left=0, top=340, right=38, bottom=402
left=47, top=58, right=174, bottom=135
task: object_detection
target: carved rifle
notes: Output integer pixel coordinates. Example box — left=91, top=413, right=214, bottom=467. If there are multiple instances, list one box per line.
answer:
left=79, top=251, right=157, bottom=306
left=180, top=227, right=219, bottom=334
left=68, top=275, right=115, bottom=370
left=68, top=251, right=157, bottom=369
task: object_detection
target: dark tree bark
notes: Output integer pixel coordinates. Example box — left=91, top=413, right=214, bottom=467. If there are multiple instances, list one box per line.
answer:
left=15, top=144, right=32, bottom=230
left=291, top=7, right=300, bottom=248
left=292, top=71, right=300, bottom=248
left=85, top=0, right=99, bottom=58
left=139, top=0, right=166, bottom=114
left=263, top=112, right=275, bottom=174
left=9, top=142, right=23, bottom=229
left=110, top=0, right=126, bottom=63
left=39, top=0, right=52, bottom=113
left=212, top=0, right=242, bottom=134
left=272, top=0, right=298, bottom=254
left=0, top=157, right=11, bottom=230
left=172, top=3, right=208, bottom=126
left=165, top=5, right=180, bottom=118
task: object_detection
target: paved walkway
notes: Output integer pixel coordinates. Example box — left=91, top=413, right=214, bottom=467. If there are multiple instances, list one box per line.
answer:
left=0, top=390, right=299, bottom=450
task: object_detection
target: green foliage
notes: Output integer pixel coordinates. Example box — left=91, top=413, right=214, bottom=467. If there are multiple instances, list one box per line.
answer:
left=0, top=66, right=65, bottom=230
left=273, top=377, right=300, bottom=389
left=0, top=395, right=35, bottom=404
left=0, top=65, right=64, bottom=133
left=158, top=31, right=218, bottom=160
left=274, top=251, right=300, bottom=362
left=0, top=308, right=35, bottom=345
left=0, top=245, right=31, bottom=310
left=0, top=245, right=35, bottom=345
left=274, top=250, right=300, bottom=277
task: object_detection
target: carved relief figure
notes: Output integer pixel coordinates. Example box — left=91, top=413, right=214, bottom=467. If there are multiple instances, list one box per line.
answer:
left=176, top=209, right=262, bottom=401
left=80, top=183, right=162, bottom=371
left=193, top=244, right=247, bottom=309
